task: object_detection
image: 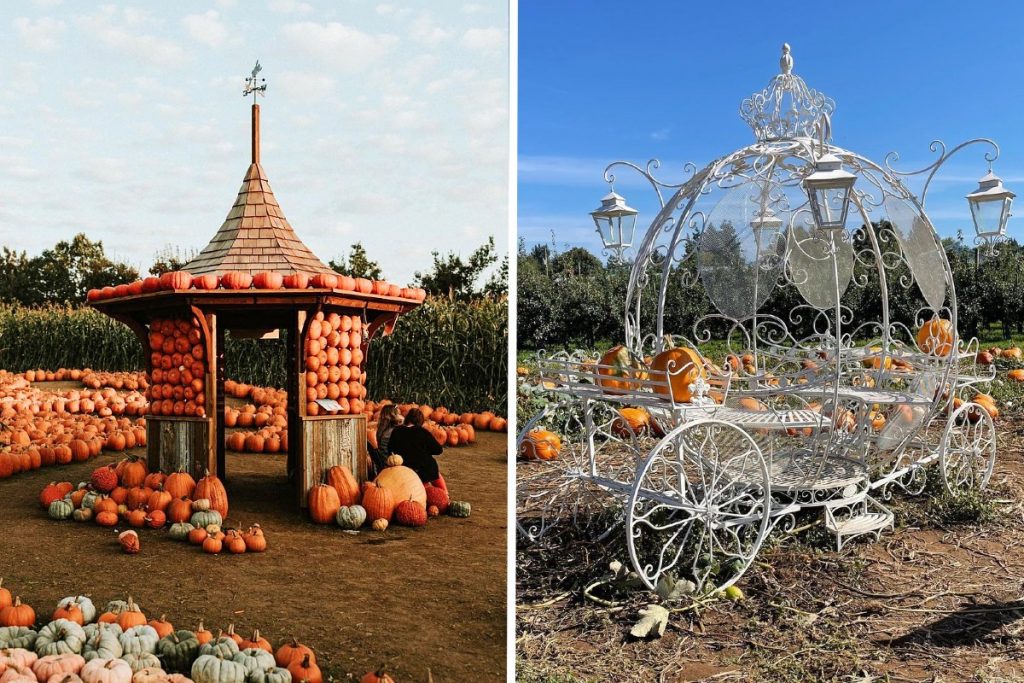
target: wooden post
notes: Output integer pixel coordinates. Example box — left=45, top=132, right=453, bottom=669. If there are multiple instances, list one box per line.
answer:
left=289, top=309, right=307, bottom=504
left=216, top=321, right=226, bottom=482
left=252, top=104, right=260, bottom=164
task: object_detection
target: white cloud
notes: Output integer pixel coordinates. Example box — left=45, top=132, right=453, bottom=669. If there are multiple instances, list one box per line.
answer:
left=376, top=4, right=412, bottom=18
left=268, top=0, right=312, bottom=13
left=13, top=16, right=66, bottom=51
left=277, top=70, right=335, bottom=100
left=31, top=0, right=62, bottom=6
left=182, top=11, right=228, bottom=48
left=281, top=22, right=399, bottom=70
left=77, top=7, right=189, bottom=67
left=410, top=13, right=452, bottom=46
left=462, top=27, right=504, bottom=51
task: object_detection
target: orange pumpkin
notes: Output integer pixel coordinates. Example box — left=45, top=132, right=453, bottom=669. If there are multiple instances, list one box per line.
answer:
left=326, top=465, right=360, bottom=506
left=374, top=465, right=426, bottom=507
left=917, top=318, right=954, bottom=356
left=194, top=471, right=228, bottom=518
left=307, top=483, right=340, bottom=524
left=361, top=482, right=395, bottom=521
left=612, top=407, right=651, bottom=437
left=520, top=429, right=561, bottom=461
left=650, top=345, right=704, bottom=402
left=596, top=345, right=639, bottom=392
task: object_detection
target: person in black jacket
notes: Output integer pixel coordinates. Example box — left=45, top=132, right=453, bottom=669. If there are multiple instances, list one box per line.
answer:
left=388, top=407, right=445, bottom=486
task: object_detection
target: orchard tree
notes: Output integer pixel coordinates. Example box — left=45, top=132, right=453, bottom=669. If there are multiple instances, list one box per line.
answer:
left=415, top=236, right=501, bottom=301
left=330, top=242, right=383, bottom=280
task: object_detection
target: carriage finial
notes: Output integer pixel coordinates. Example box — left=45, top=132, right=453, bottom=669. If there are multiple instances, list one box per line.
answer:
left=780, top=43, right=792, bottom=74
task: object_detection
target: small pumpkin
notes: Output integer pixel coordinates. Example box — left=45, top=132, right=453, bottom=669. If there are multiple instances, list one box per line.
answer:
left=335, top=505, right=366, bottom=530
left=130, top=667, right=166, bottom=683
left=240, top=526, right=266, bottom=553
left=272, top=640, right=313, bottom=669
left=114, top=601, right=145, bottom=632
left=197, top=637, right=237, bottom=660
left=35, top=620, right=87, bottom=656
left=360, top=667, right=395, bottom=683
left=56, top=599, right=95, bottom=627
left=285, top=655, right=320, bottom=683
left=448, top=500, right=471, bottom=518
left=0, top=598, right=36, bottom=628
left=372, top=518, right=388, bottom=532
left=49, top=499, right=75, bottom=521
left=393, top=500, right=427, bottom=527
left=146, top=617, right=173, bottom=640
left=120, top=653, right=160, bottom=674
left=32, top=654, right=86, bottom=680
left=168, top=523, right=195, bottom=542
left=118, top=532, right=141, bottom=555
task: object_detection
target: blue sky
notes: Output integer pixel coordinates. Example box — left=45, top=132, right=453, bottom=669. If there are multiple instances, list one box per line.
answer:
left=0, top=0, right=507, bottom=284
left=518, top=1, right=1024, bottom=256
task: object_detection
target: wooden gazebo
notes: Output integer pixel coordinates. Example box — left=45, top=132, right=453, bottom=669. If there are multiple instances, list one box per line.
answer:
left=90, top=100, right=421, bottom=506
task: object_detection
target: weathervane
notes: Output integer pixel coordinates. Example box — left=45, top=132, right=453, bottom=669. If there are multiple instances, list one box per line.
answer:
left=243, top=61, right=267, bottom=103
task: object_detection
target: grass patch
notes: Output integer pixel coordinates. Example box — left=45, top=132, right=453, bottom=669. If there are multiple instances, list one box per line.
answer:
left=927, top=486, right=997, bottom=525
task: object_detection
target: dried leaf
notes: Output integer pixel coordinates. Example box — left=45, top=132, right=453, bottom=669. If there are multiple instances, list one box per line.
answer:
left=609, top=560, right=643, bottom=591
left=630, top=604, right=669, bottom=639
left=656, top=574, right=696, bottom=602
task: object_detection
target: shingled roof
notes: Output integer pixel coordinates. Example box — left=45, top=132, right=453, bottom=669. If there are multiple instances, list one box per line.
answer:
left=183, top=104, right=334, bottom=276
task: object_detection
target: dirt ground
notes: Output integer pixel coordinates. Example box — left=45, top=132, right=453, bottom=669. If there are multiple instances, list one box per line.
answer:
left=0, top=393, right=508, bottom=682
left=517, top=416, right=1024, bottom=683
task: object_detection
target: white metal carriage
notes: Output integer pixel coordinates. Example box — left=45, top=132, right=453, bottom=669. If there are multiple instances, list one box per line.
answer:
left=516, top=44, right=1013, bottom=593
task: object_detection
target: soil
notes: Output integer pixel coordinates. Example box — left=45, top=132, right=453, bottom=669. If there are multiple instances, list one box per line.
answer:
left=517, top=415, right=1024, bottom=683
left=0, top=386, right=508, bottom=682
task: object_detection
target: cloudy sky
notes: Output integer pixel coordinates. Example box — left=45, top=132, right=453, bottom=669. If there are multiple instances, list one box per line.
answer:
left=0, top=0, right=508, bottom=285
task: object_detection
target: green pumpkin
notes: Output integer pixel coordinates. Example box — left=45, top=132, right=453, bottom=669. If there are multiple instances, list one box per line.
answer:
left=48, top=499, right=74, bottom=520
left=83, top=624, right=123, bottom=661
left=81, top=491, right=102, bottom=510
left=58, top=596, right=97, bottom=625
left=335, top=505, right=367, bottom=530
left=157, top=630, right=200, bottom=673
left=247, top=666, right=292, bottom=683
left=232, top=649, right=275, bottom=676
left=198, top=637, right=239, bottom=659
left=168, top=522, right=195, bottom=542
left=122, top=652, right=162, bottom=673
left=0, top=626, right=38, bottom=650
left=192, top=654, right=246, bottom=683
left=190, top=510, right=222, bottom=529
left=448, top=500, right=471, bottom=518
left=119, top=625, right=159, bottom=655
left=35, top=619, right=87, bottom=656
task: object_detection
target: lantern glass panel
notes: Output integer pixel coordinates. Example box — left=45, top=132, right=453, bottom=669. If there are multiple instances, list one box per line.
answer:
left=810, top=184, right=851, bottom=230
left=969, top=196, right=1009, bottom=238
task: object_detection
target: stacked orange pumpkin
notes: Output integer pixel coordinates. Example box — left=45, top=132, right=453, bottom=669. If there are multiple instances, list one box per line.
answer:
left=146, top=316, right=207, bottom=418
left=304, top=312, right=367, bottom=417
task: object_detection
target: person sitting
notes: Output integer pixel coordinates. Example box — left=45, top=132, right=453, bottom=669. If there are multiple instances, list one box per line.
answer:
left=369, top=404, right=403, bottom=478
left=388, top=407, right=446, bottom=490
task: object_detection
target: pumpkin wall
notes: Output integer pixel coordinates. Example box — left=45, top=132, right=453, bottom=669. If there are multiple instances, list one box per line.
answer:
left=0, top=299, right=508, bottom=414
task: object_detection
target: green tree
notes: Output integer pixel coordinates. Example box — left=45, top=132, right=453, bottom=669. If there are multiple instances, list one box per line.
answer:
left=329, top=242, right=383, bottom=280
left=150, top=245, right=197, bottom=276
left=415, top=236, right=500, bottom=301
left=26, top=234, right=137, bottom=305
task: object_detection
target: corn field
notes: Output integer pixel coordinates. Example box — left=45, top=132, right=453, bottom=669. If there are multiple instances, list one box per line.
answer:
left=0, top=299, right=508, bottom=414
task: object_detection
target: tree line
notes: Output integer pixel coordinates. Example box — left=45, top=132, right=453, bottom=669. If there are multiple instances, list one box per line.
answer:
left=0, top=234, right=507, bottom=306
left=517, top=224, right=1024, bottom=350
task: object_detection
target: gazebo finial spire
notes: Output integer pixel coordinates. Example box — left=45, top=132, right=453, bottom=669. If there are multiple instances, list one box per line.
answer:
left=243, top=61, right=267, bottom=164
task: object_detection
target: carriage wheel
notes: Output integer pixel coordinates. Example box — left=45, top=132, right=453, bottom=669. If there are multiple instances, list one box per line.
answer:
left=626, top=419, right=771, bottom=593
left=939, top=402, right=996, bottom=492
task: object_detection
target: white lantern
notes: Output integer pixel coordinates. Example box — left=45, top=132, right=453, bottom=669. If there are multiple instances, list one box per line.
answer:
left=802, top=153, right=856, bottom=231
left=591, top=190, right=638, bottom=259
left=966, top=170, right=1014, bottom=239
